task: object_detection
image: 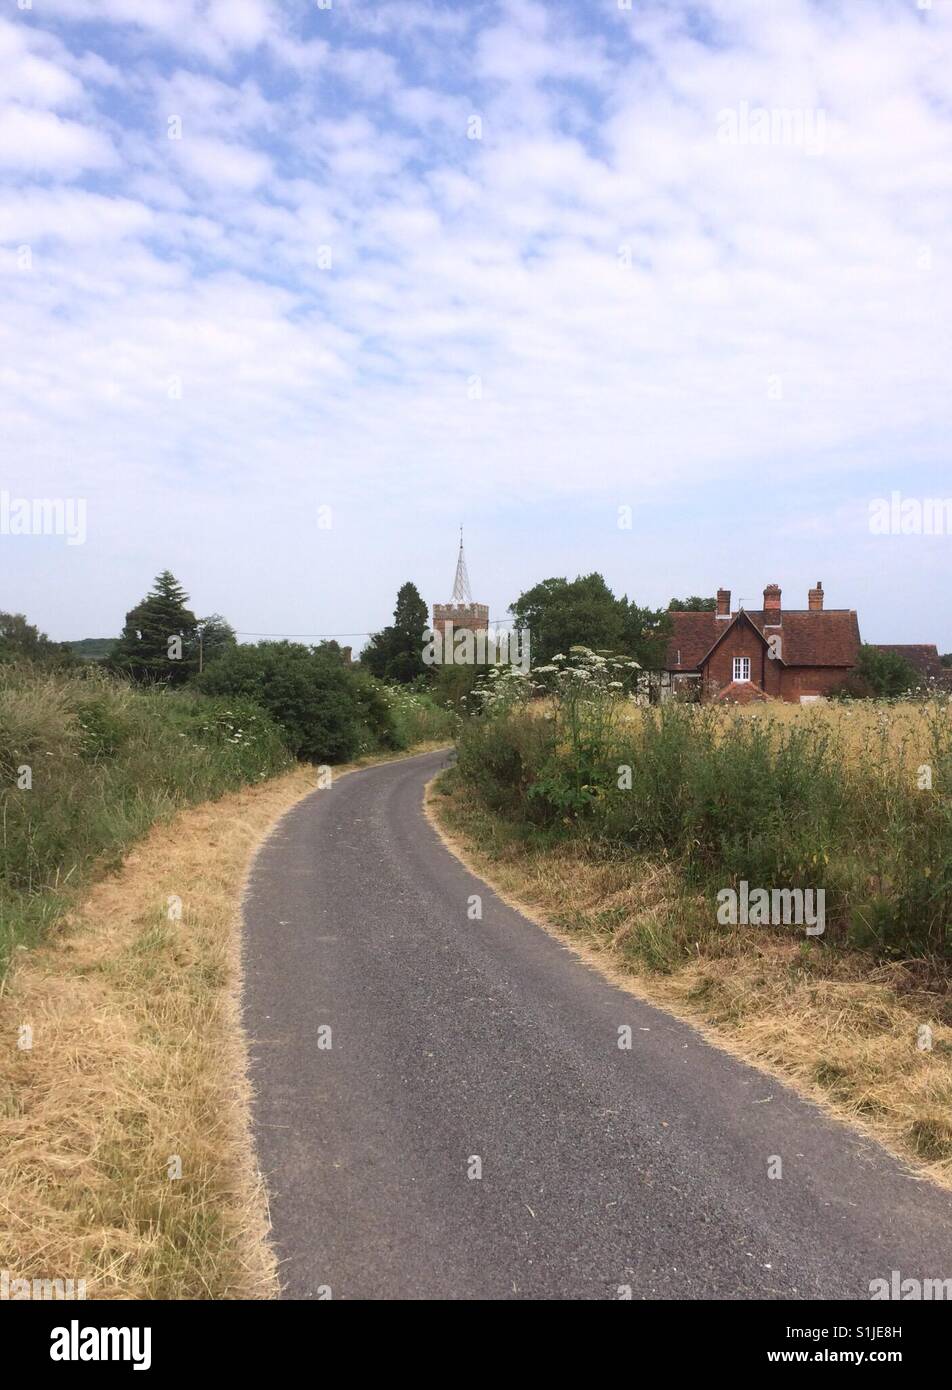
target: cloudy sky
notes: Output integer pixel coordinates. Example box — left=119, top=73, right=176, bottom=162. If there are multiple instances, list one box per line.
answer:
left=2, top=0, right=951, bottom=648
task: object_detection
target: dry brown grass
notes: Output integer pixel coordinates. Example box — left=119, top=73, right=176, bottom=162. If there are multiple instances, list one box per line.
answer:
left=0, top=765, right=314, bottom=1299
left=428, top=775, right=952, bottom=1190
left=617, top=696, right=943, bottom=776
left=0, top=744, right=448, bottom=1300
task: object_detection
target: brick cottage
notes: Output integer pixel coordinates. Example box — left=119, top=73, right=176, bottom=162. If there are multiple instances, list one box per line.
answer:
left=662, top=582, right=944, bottom=704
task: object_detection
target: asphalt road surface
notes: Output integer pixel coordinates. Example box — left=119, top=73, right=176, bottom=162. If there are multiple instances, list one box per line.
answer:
left=243, top=748, right=952, bottom=1300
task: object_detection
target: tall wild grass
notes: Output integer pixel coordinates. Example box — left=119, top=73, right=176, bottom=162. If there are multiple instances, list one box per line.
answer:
left=380, top=685, right=458, bottom=749
left=455, top=655, right=952, bottom=960
left=0, top=663, right=293, bottom=975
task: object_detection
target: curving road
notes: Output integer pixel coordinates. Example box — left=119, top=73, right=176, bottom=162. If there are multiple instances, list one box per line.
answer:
left=242, top=748, right=952, bottom=1300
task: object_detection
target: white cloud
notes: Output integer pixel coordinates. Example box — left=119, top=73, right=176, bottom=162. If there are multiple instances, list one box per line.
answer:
left=0, top=103, right=114, bottom=172
left=476, top=3, right=609, bottom=87
left=2, top=0, right=952, bottom=644
left=338, top=0, right=471, bottom=40
left=206, top=0, right=271, bottom=51
left=172, top=134, right=272, bottom=189
left=0, top=21, right=83, bottom=107
left=41, top=0, right=276, bottom=63
left=0, top=188, right=152, bottom=243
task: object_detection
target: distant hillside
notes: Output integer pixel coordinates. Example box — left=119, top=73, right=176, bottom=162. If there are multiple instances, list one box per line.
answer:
left=66, top=637, right=116, bottom=661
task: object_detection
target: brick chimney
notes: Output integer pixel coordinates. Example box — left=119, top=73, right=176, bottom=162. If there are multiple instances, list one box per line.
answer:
left=763, top=583, right=781, bottom=618
left=808, top=581, right=824, bottom=611
left=716, top=587, right=731, bottom=618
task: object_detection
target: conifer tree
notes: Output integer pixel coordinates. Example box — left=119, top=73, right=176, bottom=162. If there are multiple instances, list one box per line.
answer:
left=362, top=581, right=430, bottom=683
left=112, top=570, right=198, bottom=684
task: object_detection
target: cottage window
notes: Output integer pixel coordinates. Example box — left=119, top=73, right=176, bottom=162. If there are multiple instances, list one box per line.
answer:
left=733, top=656, right=751, bottom=682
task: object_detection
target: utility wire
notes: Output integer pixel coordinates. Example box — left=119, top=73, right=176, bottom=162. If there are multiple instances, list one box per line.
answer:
left=233, top=616, right=517, bottom=639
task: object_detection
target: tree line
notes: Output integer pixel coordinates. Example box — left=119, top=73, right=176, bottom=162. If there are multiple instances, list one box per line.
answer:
left=3, top=568, right=940, bottom=703
left=361, top=573, right=688, bottom=687
left=0, top=572, right=426, bottom=763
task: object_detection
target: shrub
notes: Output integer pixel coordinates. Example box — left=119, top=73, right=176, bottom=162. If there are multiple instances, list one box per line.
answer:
left=452, top=654, right=952, bottom=960
left=379, top=685, right=458, bottom=749
left=840, top=644, right=923, bottom=699
left=198, top=641, right=369, bottom=762
left=352, top=674, right=404, bottom=751
left=0, top=664, right=292, bottom=975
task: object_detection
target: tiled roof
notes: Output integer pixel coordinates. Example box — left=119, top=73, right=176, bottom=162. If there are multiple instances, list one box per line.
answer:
left=665, top=608, right=861, bottom=670
left=872, top=644, right=947, bottom=681
left=664, top=612, right=726, bottom=669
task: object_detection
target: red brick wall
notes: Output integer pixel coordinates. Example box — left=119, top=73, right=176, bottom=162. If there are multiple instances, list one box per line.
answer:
left=700, top=624, right=850, bottom=702
left=702, top=623, right=770, bottom=694
left=778, top=666, right=851, bottom=700
left=432, top=603, right=489, bottom=639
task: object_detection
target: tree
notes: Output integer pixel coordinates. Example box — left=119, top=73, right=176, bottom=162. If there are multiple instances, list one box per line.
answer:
left=842, top=645, right=922, bottom=698
left=669, top=596, right=716, bottom=612
left=0, top=612, right=72, bottom=665
left=509, top=574, right=670, bottom=669
left=195, top=614, right=237, bottom=671
left=198, top=641, right=396, bottom=761
left=362, top=581, right=430, bottom=683
left=510, top=575, right=624, bottom=666
left=621, top=600, right=673, bottom=670
left=66, top=637, right=116, bottom=662
left=111, top=571, right=198, bottom=684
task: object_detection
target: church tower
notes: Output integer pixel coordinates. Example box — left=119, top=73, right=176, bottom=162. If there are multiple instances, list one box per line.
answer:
left=432, top=530, right=489, bottom=639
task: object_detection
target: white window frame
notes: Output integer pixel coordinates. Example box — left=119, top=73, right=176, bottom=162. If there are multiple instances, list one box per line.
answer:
left=733, top=656, right=751, bottom=683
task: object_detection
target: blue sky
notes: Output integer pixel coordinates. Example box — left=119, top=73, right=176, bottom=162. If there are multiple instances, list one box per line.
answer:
left=2, top=0, right=951, bottom=648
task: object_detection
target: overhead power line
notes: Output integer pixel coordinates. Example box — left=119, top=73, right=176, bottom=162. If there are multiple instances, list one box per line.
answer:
left=234, top=532, right=515, bottom=637
left=233, top=617, right=517, bottom=639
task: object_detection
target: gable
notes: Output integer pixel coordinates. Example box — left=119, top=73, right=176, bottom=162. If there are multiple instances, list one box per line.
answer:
left=698, top=610, right=769, bottom=667
left=665, top=607, right=861, bottom=670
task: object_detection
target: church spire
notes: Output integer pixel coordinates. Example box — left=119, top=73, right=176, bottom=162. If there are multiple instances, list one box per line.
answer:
left=452, top=526, right=473, bottom=603
left=432, top=528, right=488, bottom=642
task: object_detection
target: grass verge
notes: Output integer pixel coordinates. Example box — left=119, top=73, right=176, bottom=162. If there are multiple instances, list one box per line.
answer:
left=427, top=769, right=952, bottom=1190
left=0, top=665, right=294, bottom=978
left=0, top=744, right=447, bottom=1300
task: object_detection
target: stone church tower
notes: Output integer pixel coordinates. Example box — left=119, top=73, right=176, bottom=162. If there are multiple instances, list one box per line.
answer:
left=432, top=530, right=489, bottom=639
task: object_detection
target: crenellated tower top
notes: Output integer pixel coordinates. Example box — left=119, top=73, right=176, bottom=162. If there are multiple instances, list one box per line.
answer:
left=433, top=528, right=488, bottom=637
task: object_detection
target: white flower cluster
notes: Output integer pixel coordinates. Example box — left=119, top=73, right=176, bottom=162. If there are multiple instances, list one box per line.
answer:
left=468, top=645, right=641, bottom=714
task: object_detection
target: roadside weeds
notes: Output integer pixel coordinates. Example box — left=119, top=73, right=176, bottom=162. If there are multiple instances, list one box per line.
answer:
left=426, top=772, right=952, bottom=1192
left=0, top=744, right=447, bottom=1300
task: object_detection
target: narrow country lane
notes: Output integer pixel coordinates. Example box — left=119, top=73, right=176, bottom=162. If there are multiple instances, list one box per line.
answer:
left=242, top=749, right=952, bottom=1300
